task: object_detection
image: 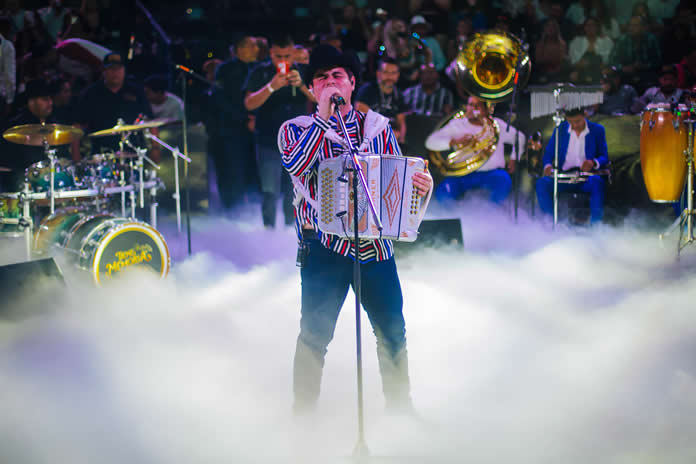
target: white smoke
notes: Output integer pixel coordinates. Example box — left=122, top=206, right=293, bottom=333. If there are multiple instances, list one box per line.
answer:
left=1, top=200, right=695, bottom=464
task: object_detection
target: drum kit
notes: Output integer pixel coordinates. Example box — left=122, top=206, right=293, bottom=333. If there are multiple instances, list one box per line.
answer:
left=0, top=119, right=178, bottom=285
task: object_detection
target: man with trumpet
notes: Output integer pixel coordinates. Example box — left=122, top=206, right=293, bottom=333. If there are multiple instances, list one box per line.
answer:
left=425, top=95, right=526, bottom=204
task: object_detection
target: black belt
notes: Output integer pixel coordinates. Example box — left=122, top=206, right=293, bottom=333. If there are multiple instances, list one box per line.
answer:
left=301, top=228, right=319, bottom=241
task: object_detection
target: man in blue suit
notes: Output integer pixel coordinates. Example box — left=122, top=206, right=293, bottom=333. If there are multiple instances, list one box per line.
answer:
left=535, top=108, right=609, bottom=223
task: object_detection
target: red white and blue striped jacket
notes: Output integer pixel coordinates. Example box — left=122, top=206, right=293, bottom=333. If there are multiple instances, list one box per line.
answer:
left=278, top=109, right=402, bottom=262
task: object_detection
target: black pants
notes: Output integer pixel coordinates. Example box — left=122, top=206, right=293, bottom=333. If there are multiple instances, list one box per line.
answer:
left=293, top=237, right=411, bottom=410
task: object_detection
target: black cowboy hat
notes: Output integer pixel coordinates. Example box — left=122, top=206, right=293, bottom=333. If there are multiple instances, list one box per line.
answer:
left=305, top=44, right=362, bottom=85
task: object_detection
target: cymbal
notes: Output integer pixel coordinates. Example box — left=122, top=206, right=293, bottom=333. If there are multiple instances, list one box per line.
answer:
left=0, top=166, right=11, bottom=172
left=88, top=119, right=179, bottom=137
left=3, top=124, right=84, bottom=146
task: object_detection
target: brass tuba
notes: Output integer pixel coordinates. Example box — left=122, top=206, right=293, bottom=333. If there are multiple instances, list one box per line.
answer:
left=428, top=31, right=530, bottom=178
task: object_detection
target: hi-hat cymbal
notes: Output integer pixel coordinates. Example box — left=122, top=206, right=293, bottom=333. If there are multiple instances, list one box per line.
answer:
left=3, top=123, right=84, bottom=146
left=88, top=119, right=179, bottom=137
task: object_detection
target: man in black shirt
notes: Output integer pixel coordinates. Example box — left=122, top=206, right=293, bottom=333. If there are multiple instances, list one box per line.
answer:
left=214, top=35, right=259, bottom=210
left=0, top=79, right=75, bottom=191
left=244, top=35, right=314, bottom=228
left=355, top=57, right=408, bottom=145
left=76, top=52, right=158, bottom=160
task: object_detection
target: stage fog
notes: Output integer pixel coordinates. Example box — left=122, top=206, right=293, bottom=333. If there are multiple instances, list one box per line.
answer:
left=1, top=200, right=695, bottom=464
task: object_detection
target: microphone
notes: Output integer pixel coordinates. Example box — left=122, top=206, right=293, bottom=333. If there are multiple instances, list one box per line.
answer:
left=331, top=95, right=346, bottom=107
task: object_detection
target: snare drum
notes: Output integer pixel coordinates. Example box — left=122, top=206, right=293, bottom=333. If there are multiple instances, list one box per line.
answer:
left=34, top=210, right=170, bottom=285
left=25, top=158, right=77, bottom=192
left=640, top=104, right=688, bottom=202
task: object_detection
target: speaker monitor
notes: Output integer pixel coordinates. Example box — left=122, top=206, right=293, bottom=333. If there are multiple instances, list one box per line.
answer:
left=0, top=258, right=66, bottom=318
left=395, top=218, right=464, bottom=255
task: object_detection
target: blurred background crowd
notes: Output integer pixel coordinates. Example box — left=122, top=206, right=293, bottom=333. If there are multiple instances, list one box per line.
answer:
left=0, top=0, right=694, bottom=218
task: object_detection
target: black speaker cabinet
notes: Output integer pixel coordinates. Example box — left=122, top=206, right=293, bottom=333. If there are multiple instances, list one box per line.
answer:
left=0, top=258, right=66, bottom=318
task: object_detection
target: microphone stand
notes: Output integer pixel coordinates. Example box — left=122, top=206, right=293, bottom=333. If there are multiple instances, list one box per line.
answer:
left=332, top=99, right=383, bottom=460
left=173, top=65, right=222, bottom=255
left=506, top=40, right=527, bottom=223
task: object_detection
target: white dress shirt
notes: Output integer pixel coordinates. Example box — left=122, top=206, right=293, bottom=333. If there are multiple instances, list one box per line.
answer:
left=562, top=123, right=590, bottom=170
left=425, top=116, right=525, bottom=172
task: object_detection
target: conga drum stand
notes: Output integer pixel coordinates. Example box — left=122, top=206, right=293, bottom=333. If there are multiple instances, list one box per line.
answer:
left=660, top=118, right=695, bottom=256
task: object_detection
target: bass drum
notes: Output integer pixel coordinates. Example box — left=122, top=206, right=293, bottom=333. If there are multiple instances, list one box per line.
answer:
left=35, top=210, right=170, bottom=285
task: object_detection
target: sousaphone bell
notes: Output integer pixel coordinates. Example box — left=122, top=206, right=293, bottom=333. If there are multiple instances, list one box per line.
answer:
left=428, top=31, right=530, bottom=178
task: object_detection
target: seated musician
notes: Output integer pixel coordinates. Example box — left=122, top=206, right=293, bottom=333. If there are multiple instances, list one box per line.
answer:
left=424, top=95, right=525, bottom=204
left=535, top=107, right=609, bottom=224
left=0, top=79, right=75, bottom=191
left=278, top=45, right=432, bottom=414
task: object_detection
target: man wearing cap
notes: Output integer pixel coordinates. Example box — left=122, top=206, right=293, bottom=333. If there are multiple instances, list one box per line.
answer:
left=631, top=64, right=688, bottom=113
left=75, top=51, right=157, bottom=159
left=596, top=67, right=638, bottom=116
left=409, top=15, right=446, bottom=72
left=0, top=79, right=73, bottom=190
left=244, top=35, right=314, bottom=228
left=278, top=44, right=432, bottom=415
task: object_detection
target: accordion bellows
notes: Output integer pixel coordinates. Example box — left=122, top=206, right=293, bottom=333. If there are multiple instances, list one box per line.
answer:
left=317, top=154, right=431, bottom=242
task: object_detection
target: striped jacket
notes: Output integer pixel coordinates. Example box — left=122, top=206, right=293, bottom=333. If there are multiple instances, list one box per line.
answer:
left=278, top=109, right=401, bottom=262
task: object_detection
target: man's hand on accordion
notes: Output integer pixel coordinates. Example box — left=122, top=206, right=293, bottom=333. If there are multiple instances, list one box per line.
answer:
left=412, top=171, right=433, bottom=196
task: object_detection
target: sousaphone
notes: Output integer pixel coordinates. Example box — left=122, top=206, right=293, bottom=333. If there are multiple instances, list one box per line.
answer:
left=428, top=31, right=531, bottom=177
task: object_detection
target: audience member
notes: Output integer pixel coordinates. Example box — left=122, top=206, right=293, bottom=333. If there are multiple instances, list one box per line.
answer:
left=51, top=76, right=75, bottom=123
left=244, top=35, right=313, bottom=228
left=610, top=15, right=662, bottom=92
left=403, top=63, right=453, bottom=117
left=631, top=64, right=687, bottom=113
left=676, top=46, right=696, bottom=90
left=596, top=67, right=639, bottom=115
left=0, top=16, right=16, bottom=117
left=410, top=15, right=446, bottom=71
left=143, top=74, right=184, bottom=120
left=568, top=17, right=613, bottom=84
left=355, top=57, right=408, bottom=144
left=214, top=34, right=259, bottom=209
left=533, top=18, right=568, bottom=83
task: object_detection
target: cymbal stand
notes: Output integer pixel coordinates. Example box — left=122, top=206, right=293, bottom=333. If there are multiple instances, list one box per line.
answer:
left=660, top=118, right=695, bottom=257
left=20, top=183, right=33, bottom=261
left=144, top=131, right=191, bottom=232
left=551, top=89, right=564, bottom=228
left=43, top=139, right=58, bottom=216
left=123, top=136, right=160, bottom=208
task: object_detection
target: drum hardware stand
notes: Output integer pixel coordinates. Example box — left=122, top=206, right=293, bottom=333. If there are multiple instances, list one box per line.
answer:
left=174, top=65, right=209, bottom=256
left=660, top=118, right=695, bottom=256
left=149, top=170, right=159, bottom=229
left=332, top=96, right=383, bottom=460
left=42, top=140, right=59, bottom=216
left=119, top=171, right=127, bottom=217
left=123, top=137, right=160, bottom=209
left=144, top=131, right=191, bottom=234
left=506, top=41, right=528, bottom=222
left=19, top=185, right=33, bottom=261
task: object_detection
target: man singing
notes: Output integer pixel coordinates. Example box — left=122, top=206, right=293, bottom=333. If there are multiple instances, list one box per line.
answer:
left=278, top=45, right=432, bottom=415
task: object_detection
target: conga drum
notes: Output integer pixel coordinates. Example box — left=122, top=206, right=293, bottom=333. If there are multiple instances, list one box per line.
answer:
left=640, top=104, right=688, bottom=203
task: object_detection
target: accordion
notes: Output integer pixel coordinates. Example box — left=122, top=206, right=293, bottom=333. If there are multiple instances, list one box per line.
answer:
left=317, top=154, right=432, bottom=242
